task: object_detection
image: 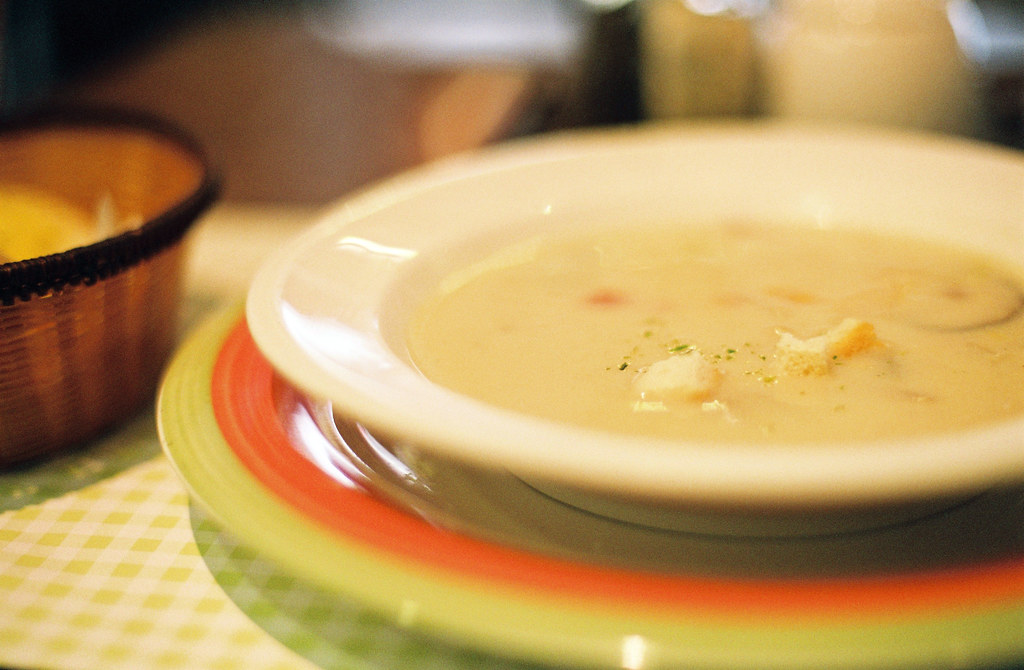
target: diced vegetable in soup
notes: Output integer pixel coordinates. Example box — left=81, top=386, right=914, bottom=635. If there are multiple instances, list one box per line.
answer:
left=406, top=224, right=1024, bottom=443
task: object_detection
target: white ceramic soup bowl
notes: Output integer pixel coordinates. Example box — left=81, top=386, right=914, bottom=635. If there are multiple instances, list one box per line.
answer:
left=247, top=121, right=1024, bottom=523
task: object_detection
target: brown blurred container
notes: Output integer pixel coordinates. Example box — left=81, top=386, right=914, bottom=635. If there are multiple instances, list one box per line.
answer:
left=0, top=109, right=218, bottom=466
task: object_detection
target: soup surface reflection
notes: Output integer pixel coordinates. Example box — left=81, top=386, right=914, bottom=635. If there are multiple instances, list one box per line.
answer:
left=407, top=224, right=1024, bottom=443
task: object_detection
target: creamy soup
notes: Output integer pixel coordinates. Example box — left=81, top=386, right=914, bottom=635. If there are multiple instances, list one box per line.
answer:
left=406, top=224, right=1024, bottom=443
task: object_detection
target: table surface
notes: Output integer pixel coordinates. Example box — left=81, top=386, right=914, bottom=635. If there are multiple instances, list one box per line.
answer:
left=0, top=204, right=331, bottom=670
left=4, top=194, right=1024, bottom=670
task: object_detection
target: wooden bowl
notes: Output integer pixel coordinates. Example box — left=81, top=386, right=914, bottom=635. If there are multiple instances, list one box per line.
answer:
left=0, top=108, right=218, bottom=466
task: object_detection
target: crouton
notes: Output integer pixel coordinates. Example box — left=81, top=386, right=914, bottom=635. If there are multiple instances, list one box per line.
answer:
left=774, top=318, right=880, bottom=376
left=827, top=318, right=879, bottom=356
left=633, top=350, right=721, bottom=400
left=774, top=331, right=831, bottom=376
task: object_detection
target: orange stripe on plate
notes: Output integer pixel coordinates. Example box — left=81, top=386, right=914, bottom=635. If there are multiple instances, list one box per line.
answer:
left=211, top=317, right=1024, bottom=619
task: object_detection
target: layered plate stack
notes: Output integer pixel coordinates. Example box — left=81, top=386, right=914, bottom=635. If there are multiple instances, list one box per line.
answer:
left=158, top=124, right=1024, bottom=670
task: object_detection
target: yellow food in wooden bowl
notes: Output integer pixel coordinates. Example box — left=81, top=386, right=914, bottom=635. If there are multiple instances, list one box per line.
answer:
left=0, top=185, right=98, bottom=262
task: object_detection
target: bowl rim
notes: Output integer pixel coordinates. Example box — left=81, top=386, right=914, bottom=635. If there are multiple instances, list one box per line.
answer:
left=247, top=120, right=1024, bottom=507
left=0, top=106, right=220, bottom=305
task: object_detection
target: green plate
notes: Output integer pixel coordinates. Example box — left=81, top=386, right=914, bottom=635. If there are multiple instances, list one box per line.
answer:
left=158, top=306, right=1024, bottom=670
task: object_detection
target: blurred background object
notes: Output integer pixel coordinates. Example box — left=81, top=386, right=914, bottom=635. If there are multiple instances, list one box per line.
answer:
left=756, top=0, right=983, bottom=135
left=0, top=0, right=1020, bottom=203
left=0, top=0, right=617, bottom=202
left=954, top=0, right=1024, bottom=147
left=637, top=0, right=765, bottom=119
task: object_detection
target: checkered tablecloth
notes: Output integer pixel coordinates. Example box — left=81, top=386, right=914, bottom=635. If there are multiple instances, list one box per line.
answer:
left=0, top=450, right=322, bottom=670
left=0, top=204, right=335, bottom=670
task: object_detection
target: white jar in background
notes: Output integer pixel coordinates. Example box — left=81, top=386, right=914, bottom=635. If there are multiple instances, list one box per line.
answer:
left=758, top=0, right=982, bottom=135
